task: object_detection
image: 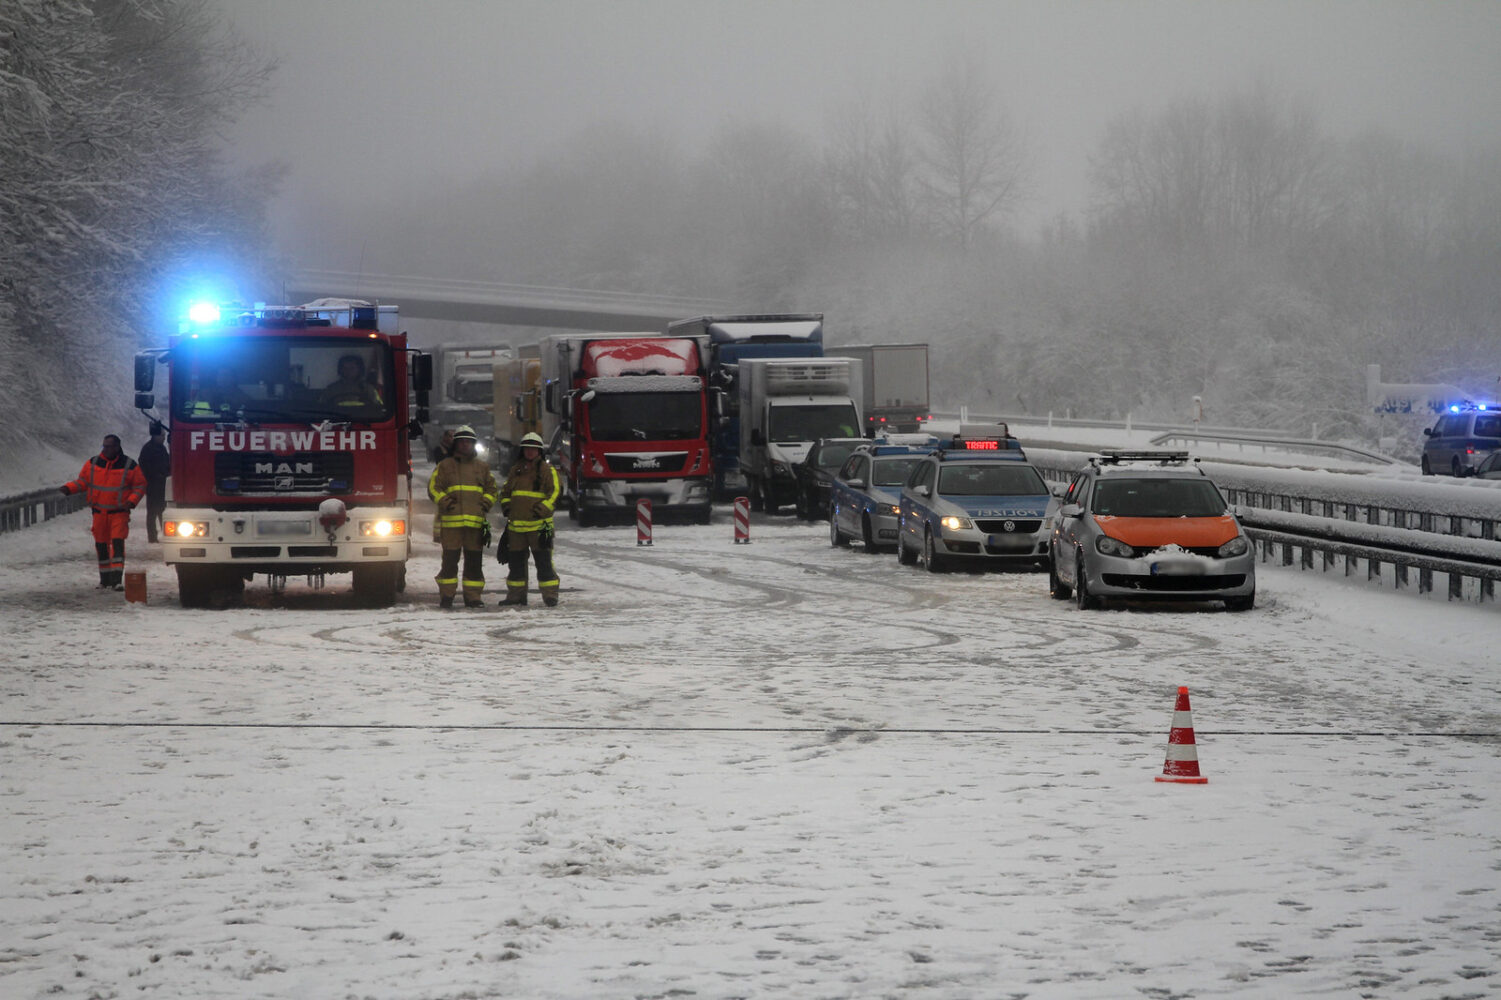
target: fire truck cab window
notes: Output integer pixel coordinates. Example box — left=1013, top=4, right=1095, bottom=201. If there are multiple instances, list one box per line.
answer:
left=174, top=338, right=394, bottom=423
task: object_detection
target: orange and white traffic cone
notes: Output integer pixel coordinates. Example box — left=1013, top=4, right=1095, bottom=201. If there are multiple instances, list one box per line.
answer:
left=1155, top=685, right=1208, bottom=784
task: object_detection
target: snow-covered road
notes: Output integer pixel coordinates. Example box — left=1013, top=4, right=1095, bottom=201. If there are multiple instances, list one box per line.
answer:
left=2, top=508, right=1498, bottom=998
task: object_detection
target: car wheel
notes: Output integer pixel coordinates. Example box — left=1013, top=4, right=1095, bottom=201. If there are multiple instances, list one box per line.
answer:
left=1224, top=590, right=1255, bottom=612
left=1074, top=551, right=1099, bottom=610
left=1452, top=457, right=1464, bottom=478
left=922, top=526, right=946, bottom=573
left=897, top=524, right=918, bottom=565
left=1047, top=549, right=1072, bottom=600
left=861, top=513, right=879, bottom=552
left=829, top=505, right=850, bottom=547
left=1420, top=455, right=1433, bottom=476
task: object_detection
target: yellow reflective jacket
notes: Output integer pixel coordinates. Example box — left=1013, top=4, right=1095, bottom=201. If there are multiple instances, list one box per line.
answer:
left=428, top=455, right=498, bottom=532
left=500, top=458, right=561, bottom=533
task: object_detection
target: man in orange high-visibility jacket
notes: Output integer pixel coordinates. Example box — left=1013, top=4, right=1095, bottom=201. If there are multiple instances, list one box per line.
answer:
left=59, top=434, right=147, bottom=590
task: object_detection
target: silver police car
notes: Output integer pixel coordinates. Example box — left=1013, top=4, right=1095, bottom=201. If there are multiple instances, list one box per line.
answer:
left=1048, top=451, right=1255, bottom=611
left=828, top=437, right=937, bottom=551
left=896, top=428, right=1058, bottom=572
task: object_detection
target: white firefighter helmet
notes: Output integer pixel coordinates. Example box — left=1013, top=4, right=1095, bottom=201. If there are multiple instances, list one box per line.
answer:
left=452, top=425, right=478, bottom=443
left=519, top=432, right=544, bottom=449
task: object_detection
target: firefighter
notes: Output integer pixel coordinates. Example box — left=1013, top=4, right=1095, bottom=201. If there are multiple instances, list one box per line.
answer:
left=58, top=434, right=148, bottom=589
left=427, top=425, right=497, bottom=608
left=321, top=354, right=384, bottom=410
left=499, top=431, right=562, bottom=606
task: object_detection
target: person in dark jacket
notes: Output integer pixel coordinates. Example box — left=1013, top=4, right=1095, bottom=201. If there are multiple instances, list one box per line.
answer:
left=59, top=434, right=147, bottom=589
left=137, top=422, right=170, bottom=543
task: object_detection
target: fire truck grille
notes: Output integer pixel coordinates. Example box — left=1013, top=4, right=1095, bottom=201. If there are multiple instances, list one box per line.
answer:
left=215, top=452, right=356, bottom=495
left=604, top=453, right=688, bottom=474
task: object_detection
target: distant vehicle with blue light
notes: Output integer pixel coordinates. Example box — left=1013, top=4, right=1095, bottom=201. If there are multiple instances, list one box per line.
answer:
left=1421, top=402, right=1501, bottom=476
left=828, top=435, right=940, bottom=551
left=895, top=425, right=1057, bottom=571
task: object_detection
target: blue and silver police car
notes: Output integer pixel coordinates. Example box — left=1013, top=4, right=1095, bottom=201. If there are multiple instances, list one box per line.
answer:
left=895, top=426, right=1058, bottom=572
left=828, top=435, right=939, bottom=551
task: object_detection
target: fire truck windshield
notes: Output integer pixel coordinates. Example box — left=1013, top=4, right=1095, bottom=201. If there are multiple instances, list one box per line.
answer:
left=172, top=337, right=396, bottom=423
left=587, top=392, right=702, bottom=441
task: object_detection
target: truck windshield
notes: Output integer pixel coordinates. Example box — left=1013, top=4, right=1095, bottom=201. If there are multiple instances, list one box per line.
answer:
left=171, top=337, right=395, bottom=423
left=1092, top=478, right=1227, bottom=517
left=451, top=374, right=493, bottom=404
left=768, top=404, right=860, bottom=443
left=588, top=392, right=702, bottom=441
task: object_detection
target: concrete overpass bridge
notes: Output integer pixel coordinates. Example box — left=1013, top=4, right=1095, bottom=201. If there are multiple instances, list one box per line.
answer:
left=283, top=269, right=733, bottom=332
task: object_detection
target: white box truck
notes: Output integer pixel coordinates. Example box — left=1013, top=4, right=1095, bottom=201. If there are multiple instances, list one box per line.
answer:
left=738, top=357, right=864, bottom=514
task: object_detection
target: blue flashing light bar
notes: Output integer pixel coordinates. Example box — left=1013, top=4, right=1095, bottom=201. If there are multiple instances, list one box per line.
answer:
left=187, top=302, right=221, bottom=324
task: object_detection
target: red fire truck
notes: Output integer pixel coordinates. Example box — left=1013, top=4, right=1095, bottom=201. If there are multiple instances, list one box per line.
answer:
left=134, top=300, right=432, bottom=607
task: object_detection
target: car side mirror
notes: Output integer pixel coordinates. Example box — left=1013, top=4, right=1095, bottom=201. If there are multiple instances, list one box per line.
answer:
left=1050, top=484, right=1066, bottom=497
left=1060, top=503, right=1082, bottom=518
left=846, top=477, right=866, bottom=489
left=914, top=484, right=931, bottom=498
left=1422, top=428, right=1433, bottom=436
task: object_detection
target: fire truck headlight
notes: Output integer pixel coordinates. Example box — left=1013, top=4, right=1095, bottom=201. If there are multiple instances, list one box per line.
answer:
left=187, top=302, right=221, bottom=324
left=166, top=520, right=210, bottom=538
left=360, top=519, right=403, bottom=537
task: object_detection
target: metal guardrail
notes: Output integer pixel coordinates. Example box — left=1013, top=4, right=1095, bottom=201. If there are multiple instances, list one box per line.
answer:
left=1148, top=429, right=1397, bottom=466
left=0, top=487, right=87, bottom=534
left=936, top=410, right=1400, bottom=466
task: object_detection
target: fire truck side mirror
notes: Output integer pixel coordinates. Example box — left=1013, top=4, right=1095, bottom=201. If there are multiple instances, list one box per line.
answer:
left=134, top=392, right=155, bottom=410
left=411, top=353, right=434, bottom=393
left=134, top=352, right=156, bottom=392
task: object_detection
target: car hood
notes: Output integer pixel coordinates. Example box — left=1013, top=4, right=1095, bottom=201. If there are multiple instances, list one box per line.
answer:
left=1094, top=515, right=1240, bottom=548
left=938, top=495, right=1053, bottom=518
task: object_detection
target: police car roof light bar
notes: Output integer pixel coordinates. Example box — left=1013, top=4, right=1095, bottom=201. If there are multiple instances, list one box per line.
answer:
left=1097, top=450, right=1191, bottom=464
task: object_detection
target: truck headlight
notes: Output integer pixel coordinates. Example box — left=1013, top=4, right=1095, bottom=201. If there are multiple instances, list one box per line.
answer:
left=940, top=515, right=972, bottom=531
left=165, top=520, right=210, bottom=539
left=1217, top=536, right=1248, bottom=557
left=1096, top=535, right=1134, bottom=557
left=360, top=519, right=405, bottom=537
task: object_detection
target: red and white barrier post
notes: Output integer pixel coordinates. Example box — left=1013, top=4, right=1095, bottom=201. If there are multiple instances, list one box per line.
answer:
left=636, top=498, right=653, bottom=546
left=733, top=496, right=751, bottom=544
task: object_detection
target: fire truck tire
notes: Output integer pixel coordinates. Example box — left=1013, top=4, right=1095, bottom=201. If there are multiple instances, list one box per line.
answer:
left=176, top=566, right=241, bottom=608
left=176, top=566, right=213, bottom=609
left=352, top=565, right=399, bottom=607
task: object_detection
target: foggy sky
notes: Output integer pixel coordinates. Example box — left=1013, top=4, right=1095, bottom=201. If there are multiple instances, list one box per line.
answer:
left=219, top=0, right=1501, bottom=251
